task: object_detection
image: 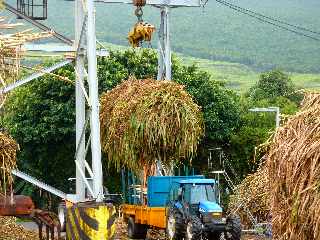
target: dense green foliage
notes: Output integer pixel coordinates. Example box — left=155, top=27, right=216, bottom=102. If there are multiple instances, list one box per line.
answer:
left=18, top=0, right=320, bottom=72
left=248, top=69, right=301, bottom=102
left=2, top=64, right=76, bottom=206
left=229, top=71, right=299, bottom=178
left=2, top=49, right=240, bottom=205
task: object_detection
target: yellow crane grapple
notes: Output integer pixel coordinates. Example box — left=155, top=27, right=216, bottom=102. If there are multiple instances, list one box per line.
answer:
left=128, top=21, right=155, bottom=48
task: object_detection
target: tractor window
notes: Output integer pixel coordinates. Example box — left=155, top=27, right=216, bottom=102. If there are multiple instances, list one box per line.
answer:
left=169, top=184, right=180, bottom=202
left=184, top=184, right=216, bottom=204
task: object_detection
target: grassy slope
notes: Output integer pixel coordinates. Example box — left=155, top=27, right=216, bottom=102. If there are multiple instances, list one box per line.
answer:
left=5, top=0, right=320, bottom=73
left=178, top=54, right=320, bottom=91
left=24, top=41, right=320, bottom=91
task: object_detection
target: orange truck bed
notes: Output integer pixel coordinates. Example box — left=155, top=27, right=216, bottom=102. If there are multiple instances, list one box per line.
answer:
left=121, top=204, right=167, bottom=229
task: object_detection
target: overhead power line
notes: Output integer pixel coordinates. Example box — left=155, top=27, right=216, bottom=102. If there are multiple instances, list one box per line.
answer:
left=215, top=0, right=320, bottom=41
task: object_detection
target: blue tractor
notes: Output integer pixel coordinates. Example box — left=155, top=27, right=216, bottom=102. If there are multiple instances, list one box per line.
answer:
left=165, top=178, right=241, bottom=240
left=121, top=174, right=241, bottom=240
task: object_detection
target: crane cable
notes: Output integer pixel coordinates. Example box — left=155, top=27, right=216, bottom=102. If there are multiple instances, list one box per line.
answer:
left=215, top=0, right=320, bottom=42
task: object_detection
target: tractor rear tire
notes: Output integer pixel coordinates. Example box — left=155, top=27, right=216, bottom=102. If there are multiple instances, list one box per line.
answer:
left=185, top=216, right=202, bottom=240
left=166, top=209, right=184, bottom=240
left=127, top=217, right=148, bottom=239
left=225, top=214, right=241, bottom=240
left=207, top=232, right=222, bottom=240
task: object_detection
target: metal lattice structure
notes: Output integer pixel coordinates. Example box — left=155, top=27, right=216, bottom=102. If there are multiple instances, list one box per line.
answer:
left=17, top=0, right=48, bottom=20
left=1, top=0, right=207, bottom=203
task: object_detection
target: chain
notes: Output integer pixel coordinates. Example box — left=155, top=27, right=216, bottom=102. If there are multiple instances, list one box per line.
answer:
left=135, top=7, right=143, bottom=22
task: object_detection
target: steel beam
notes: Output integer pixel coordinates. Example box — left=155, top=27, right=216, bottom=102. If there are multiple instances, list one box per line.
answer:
left=0, top=60, right=73, bottom=94
left=157, top=9, right=165, bottom=80
left=96, top=0, right=202, bottom=7
left=164, top=7, right=171, bottom=80
left=75, top=0, right=87, bottom=202
left=157, top=7, right=171, bottom=80
left=4, top=3, right=73, bottom=46
left=86, top=0, right=104, bottom=202
left=11, top=169, right=72, bottom=201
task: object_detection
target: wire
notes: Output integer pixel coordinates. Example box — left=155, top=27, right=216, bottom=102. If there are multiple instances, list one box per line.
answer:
left=215, top=0, right=320, bottom=41
left=217, top=0, right=320, bottom=36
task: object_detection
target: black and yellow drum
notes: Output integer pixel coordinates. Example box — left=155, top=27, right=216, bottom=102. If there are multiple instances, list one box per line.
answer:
left=66, top=202, right=116, bottom=240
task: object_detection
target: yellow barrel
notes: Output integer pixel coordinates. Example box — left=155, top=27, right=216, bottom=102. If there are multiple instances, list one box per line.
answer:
left=66, top=202, right=116, bottom=240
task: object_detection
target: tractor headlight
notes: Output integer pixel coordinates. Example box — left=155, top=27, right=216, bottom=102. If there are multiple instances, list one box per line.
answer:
left=211, top=212, right=222, bottom=219
left=202, top=212, right=222, bottom=223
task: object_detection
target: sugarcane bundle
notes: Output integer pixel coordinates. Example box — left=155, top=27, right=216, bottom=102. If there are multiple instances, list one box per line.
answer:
left=0, top=17, right=51, bottom=108
left=228, top=164, right=270, bottom=227
left=0, top=132, right=19, bottom=194
left=267, top=92, right=320, bottom=240
left=100, top=78, right=204, bottom=175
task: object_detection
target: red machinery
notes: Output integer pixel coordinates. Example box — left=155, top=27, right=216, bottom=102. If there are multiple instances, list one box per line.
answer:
left=0, top=194, right=62, bottom=240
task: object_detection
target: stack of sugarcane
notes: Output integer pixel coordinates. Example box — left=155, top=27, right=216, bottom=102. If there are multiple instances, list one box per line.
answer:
left=266, top=92, right=320, bottom=240
left=228, top=164, right=270, bottom=227
left=0, top=132, right=19, bottom=195
left=0, top=17, right=51, bottom=108
left=100, top=78, right=204, bottom=182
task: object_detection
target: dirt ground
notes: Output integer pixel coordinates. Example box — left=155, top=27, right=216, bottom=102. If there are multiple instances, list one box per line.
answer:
left=0, top=216, right=269, bottom=240
left=114, top=218, right=269, bottom=240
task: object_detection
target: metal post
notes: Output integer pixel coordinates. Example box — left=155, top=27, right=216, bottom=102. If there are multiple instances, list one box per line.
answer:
left=157, top=8, right=165, bottom=80
left=164, top=6, right=171, bottom=80
left=275, top=107, right=280, bottom=128
left=86, top=0, right=104, bottom=202
left=75, top=0, right=86, bottom=202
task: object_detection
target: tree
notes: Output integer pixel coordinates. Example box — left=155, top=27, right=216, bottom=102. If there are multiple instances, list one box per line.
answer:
left=229, top=70, right=300, bottom=179
left=2, top=49, right=241, bottom=206
left=248, top=69, right=301, bottom=103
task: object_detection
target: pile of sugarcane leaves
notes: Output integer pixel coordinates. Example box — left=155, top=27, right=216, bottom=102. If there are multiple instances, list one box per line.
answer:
left=229, top=92, right=320, bottom=240
left=100, top=78, right=204, bottom=173
left=228, top=165, right=270, bottom=228
left=267, top=92, right=320, bottom=240
left=0, top=17, right=51, bottom=109
left=0, top=216, right=38, bottom=240
left=0, top=132, right=18, bottom=194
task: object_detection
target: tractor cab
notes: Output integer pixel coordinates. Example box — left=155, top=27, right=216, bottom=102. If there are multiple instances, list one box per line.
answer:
left=167, top=178, right=241, bottom=240
left=169, top=179, right=223, bottom=220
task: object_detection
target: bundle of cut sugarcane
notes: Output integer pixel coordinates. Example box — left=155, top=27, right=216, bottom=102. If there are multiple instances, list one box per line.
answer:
left=0, top=132, right=19, bottom=194
left=0, top=27, right=51, bottom=82
left=267, top=92, right=320, bottom=240
left=100, top=78, right=204, bottom=177
left=228, top=164, right=270, bottom=227
left=0, top=17, right=51, bottom=107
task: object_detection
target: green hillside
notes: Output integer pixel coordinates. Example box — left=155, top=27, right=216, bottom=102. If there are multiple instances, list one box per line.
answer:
left=25, top=41, right=320, bottom=91
left=4, top=0, right=320, bottom=89
left=178, top=54, right=320, bottom=91
left=4, top=0, right=320, bottom=73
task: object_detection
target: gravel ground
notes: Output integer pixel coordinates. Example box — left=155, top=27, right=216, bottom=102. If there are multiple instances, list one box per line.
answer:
left=115, top=218, right=269, bottom=240
left=0, top=216, right=269, bottom=240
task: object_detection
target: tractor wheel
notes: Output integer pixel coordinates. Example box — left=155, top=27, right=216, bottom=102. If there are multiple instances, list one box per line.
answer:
left=166, top=210, right=184, bottom=240
left=207, top=232, right=222, bottom=240
left=127, top=217, right=148, bottom=239
left=185, top=216, right=202, bottom=240
left=225, top=214, right=241, bottom=240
